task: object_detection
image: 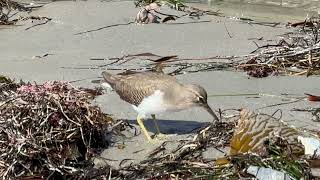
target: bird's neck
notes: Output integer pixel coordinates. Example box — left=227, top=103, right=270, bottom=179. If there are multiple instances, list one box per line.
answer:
left=162, top=85, right=195, bottom=110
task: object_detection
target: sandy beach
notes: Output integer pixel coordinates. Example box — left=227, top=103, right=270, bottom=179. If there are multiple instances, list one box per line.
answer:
left=1, top=0, right=319, bottom=175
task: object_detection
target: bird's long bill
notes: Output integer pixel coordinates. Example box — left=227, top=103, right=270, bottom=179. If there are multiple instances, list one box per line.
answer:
left=203, top=103, right=220, bottom=122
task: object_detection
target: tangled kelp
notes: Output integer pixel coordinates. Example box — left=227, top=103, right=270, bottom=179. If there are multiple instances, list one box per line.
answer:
left=112, top=109, right=316, bottom=179
left=1, top=78, right=317, bottom=179
left=0, top=78, right=120, bottom=179
left=239, top=15, right=320, bottom=77
left=134, top=0, right=185, bottom=11
left=0, top=0, right=28, bottom=11
left=118, top=120, right=236, bottom=179
left=0, top=0, right=29, bottom=25
left=85, top=15, right=320, bottom=78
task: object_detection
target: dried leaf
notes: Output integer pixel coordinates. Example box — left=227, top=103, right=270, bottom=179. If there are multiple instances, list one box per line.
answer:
left=162, top=16, right=176, bottom=23
left=229, top=109, right=303, bottom=155
left=305, top=93, right=320, bottom=102
left=0, top=75, right=12, bottom=83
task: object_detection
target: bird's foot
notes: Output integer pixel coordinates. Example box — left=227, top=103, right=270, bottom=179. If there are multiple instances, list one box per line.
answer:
left=147, top=137, right=162, bottom=144
left=153, top=133, right=167, bottom=140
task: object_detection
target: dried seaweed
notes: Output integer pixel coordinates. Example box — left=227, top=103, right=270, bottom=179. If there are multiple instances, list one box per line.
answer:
left=0, top=0, right=30, bottom=25
left=313, top=108, right=320, bottom=122
left=108, top=109, right=315, bottom=179
left=81, top=15, right=319, bottom=78
left=0, top=0, right=29, bottom=12
left=118, top=121, right=236, bottom=179
left=238, top=15, right=320, bottom=77
left=2, top=82, right=314, bottom=180
left=82, top=53, right=239, bottom=79
left=24, top=16, right=52, bottom=30
left=85, top=19, right=319, bottom=78
left=0, top=78, right=124, bottom=179
left=134, top=0, right=185, bottom=11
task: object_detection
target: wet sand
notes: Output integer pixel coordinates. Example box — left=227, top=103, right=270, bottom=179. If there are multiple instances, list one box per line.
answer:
left=1, top=0, right=319, bottom=168
left=190, top=0, right=320, bottom=23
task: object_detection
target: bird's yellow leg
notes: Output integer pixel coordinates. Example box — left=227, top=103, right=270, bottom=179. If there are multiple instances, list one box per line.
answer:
left=151, top=114, right=167, bottom=140
left=151, top=114, right=161, bottom=135
left=137, top=115, right=153, bottom=142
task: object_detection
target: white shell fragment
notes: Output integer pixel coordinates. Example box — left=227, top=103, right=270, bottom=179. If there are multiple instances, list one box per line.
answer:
left=298, top=136, right=320, bottom=155
left=247, top=166, right=294, bottom=180
left=135, top=3, right=159, bottom=24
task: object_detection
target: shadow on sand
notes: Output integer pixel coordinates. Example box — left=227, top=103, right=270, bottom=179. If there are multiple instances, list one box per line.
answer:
left=125, top=119, right=211, bottom=135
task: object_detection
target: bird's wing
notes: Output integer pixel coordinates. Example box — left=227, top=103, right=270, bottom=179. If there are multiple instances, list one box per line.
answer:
left=112, top=72, right=178, bottom=106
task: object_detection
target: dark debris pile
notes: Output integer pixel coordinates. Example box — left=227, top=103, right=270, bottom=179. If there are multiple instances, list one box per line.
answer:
left=0, top=76, right=125, bottom=179
left=0, top=0, right=30, bottom=25
left=0, top=79, right=317, bottom=179
left=239, top=15, right=320, bottom=78
left=119, top=121, right=235, bottom=179
left=111, top=109, right=315, bottom=179
left=116, top=128, right=312, bottom=179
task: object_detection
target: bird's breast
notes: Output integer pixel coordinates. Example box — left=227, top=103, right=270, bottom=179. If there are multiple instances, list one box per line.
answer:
left=132, top=90, right=168, bottom=117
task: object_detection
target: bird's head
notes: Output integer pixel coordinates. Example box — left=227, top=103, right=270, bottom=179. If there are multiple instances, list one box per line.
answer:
left=184, top=84, right=219, bottom=121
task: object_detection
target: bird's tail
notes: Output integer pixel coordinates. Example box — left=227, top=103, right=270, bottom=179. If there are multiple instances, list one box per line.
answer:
left=101, top=71, right=119, bottom=88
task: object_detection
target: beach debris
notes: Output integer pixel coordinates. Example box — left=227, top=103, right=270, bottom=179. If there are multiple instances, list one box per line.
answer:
left=134, top=1, right=222, bottom=24
left=135, top=3, right=159, bottom=24
left=1, top=0, right=49, bottom=29
left=161, top=15, right=176, bottom=23
left=84, top=53, right=235, bottom=78
left=241, top=58, right=274, bottom=78
left=0, top=0, right=30, bottom=25
left=24, top=16, right=52, bottom=30
left=1, top=85, right=313, bottom=180
left=84, top=13, right=318, bottom=76
left=247, top=166, right=293, bottom=180
left=134, top=0, right=185, bottom=10
left=227, top=109, right=318, bottom=179
left=0, top=75, right=12, bottom=83
left=134, top=0, right=155, bottom=7
left=118, top=120, right=236, bottom=179
left=134, top=3, right=187, bottom=24
left=239, top=15, right=320, bottom=77
left=298, top=136, right=320, bottom=156
left=298, top=135, right=320, bottom=178
left=109, top=109, right=313, bottom=179
left=292, top=107, right=320, bottom=122
left=32, top=53, right=54, bottom=59
left=159, top=0, right=185, bottom=11
left=229, top=109, right=304, bottom=156
left=75, top=5, right=219, bottom=35
left=305, top=93, right=320, bottom=102
left=0, top=0, right=29, bottom=11
left=312, top=108, right=320, bottom=122
left=83, top=13, right=317, bottom=76
left=288, top=16, right=320, bottom=28
left=0, top=78, right=127, bottom=179
left=85, top=14, right=319, bottom=77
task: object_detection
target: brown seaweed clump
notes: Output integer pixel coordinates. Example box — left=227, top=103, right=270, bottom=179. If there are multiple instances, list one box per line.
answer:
left=116, top=109, right=314, bottom=179
left=238, top=15, right=320, bottom=77
left=0, top=0, right=30, bottom=25
left=0, top=78, right=117, bottom=179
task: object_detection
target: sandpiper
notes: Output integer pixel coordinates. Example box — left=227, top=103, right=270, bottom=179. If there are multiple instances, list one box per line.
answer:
left=101, top=70, right=219, bottom=142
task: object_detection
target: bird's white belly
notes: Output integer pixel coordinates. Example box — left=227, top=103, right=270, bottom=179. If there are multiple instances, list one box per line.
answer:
left=101, top=82, right=112, bottom=89
left=132, top=90, right=169, bottom=118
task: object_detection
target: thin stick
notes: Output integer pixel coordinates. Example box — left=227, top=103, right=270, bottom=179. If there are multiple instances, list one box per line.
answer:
left=223, top=22, right=232, bottom=38
left=25, top=17, right=52, bottom=30
left=52, top=98, right=81, bottom=126
left=74, top=22, right=134, bottom=35
left=257, top=97, right=305, bottom=110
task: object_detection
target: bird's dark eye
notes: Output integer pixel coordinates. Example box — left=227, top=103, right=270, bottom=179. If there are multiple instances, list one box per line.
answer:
left=198, top=96, right=205, bottom=103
